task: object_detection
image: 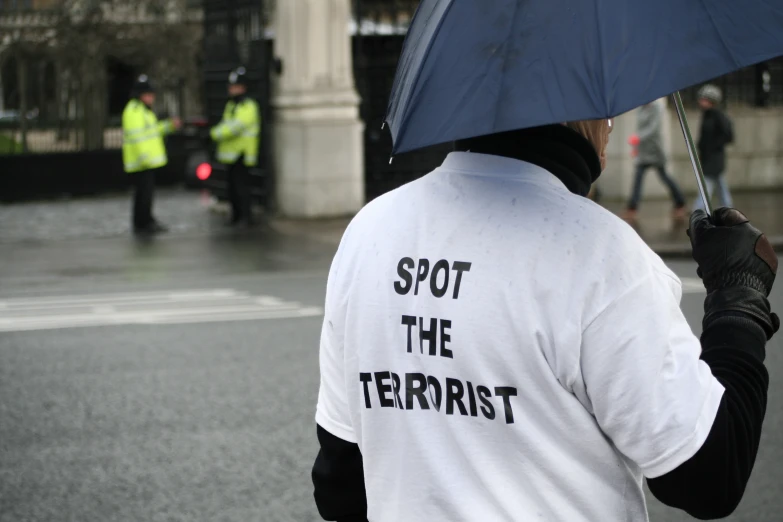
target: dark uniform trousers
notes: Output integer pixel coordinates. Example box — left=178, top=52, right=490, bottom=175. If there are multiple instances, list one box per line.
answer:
left=132, top=168, right=159, bottom=230
left=227, top=160, right=253, bottom=223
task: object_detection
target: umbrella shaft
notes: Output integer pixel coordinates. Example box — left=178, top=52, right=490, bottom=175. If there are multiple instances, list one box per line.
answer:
left=671, top=91, right=712, bottom=215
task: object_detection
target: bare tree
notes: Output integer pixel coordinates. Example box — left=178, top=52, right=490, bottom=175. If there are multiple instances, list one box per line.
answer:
left=0, top=0, right=202, bottom=151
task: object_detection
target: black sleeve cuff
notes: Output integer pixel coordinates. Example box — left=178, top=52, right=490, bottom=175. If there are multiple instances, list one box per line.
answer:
left=312, top=424, right=368, bottom=522
left=703, top=287, right=776, bottom=340
left=701, top=314, right=767, bottom=362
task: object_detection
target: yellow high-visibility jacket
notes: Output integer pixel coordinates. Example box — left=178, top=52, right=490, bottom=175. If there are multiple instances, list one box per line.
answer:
left=210, top=97, right=260, bottom=166
left=121, top=99, right=174, bottom=173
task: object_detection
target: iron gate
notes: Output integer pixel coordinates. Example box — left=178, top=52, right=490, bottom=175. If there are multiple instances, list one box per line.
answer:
left=352, top=0, right=452, bottom=202
left=202, top=0, right=274, bottom=208
left=353, top=35, right=452, bottom=202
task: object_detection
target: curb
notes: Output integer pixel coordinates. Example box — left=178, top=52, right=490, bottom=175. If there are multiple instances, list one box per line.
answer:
left=652, top=235, right=783, bottom=259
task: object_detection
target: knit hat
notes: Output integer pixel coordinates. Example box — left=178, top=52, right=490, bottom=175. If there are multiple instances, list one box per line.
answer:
left=698, top=84, right=722, bottom=104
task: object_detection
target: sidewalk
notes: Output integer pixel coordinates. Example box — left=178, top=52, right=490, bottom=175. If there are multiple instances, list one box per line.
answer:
left=601, top=190, right=783, bottom=257
left=271, top=190, right=783, bottom=258
left=3, top=187, right=781, bottom=259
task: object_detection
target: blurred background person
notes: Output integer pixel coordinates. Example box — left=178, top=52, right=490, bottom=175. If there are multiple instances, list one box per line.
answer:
left=122, top=74, right=181, bottom=235
left=210, top=67, right=261, bottom=228
left=693, top=85, right=735, bottom=211
left=623, top=99, right=687, bottom=222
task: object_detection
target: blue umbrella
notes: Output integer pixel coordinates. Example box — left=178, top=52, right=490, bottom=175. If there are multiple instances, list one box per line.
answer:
left=385, top=0, right=783, bottom=212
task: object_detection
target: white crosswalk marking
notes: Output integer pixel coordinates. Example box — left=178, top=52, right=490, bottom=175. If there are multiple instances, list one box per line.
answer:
left=0, top=289, right=323, bottom=333
left=0, top=278, right=703, bottom=334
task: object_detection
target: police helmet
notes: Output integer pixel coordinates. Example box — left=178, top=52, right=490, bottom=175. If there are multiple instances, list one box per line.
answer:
left=698, top=84, right=722, bottom=104
left=228, top=66, right=248, bottom=86
left=133, top=74, right=156, bottom=95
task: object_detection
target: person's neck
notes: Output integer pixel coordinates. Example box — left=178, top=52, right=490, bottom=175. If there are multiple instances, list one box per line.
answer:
left=454, top=125, right=601, bottom=197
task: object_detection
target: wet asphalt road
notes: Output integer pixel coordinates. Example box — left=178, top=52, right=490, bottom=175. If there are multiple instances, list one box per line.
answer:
left=1, top=190, right=783, bottom=522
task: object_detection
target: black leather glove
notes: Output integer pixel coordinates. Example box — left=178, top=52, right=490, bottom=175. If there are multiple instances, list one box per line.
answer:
left=689, top=208, right=779, bottom=339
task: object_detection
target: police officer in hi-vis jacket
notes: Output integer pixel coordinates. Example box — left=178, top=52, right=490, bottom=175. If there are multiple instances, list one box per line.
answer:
left=210, top=67, right=261, bottom=227
left=122, top=75, right=181, bottom=235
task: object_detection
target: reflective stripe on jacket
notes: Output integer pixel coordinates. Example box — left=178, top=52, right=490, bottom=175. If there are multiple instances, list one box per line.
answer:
left=210, top=97, right=260, bottom=166
left=122, top=99, right=174, bottom=173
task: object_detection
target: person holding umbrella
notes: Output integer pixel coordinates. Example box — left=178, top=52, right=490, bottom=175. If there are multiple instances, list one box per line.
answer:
left=312, top=2, right=782, bottom=521
left=693, top=85, right=735, bottom=211
left=622, top=99, right=688, bottom=222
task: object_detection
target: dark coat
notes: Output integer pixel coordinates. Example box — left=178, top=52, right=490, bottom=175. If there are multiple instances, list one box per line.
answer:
left=697, top=108, right=734, bottom=179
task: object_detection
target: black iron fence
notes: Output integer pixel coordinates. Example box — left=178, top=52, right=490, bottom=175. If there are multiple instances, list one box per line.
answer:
left=0, top=120, right=124, bottom=154
left=0, top=62, right=187, bottom=156
left=680, top=60, right=783, bottom=108
left=0, top=42, right=194, bottom=188
left=353, top=0, right=447, bottom=201
left=353, top=34, right=452, bottom=202
left=0, top=0, right=204, bottom=201
left=0, top=71, right=193, bottom=201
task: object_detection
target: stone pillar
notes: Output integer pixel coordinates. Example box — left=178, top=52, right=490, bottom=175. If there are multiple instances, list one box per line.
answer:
left=272, top=0, right=365, bottom=217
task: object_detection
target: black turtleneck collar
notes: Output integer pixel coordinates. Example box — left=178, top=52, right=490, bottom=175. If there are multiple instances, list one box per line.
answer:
left=454, top=125, right=601, bottom=197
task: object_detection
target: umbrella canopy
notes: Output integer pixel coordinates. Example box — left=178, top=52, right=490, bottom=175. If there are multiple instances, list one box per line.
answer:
left=386, top=0, right=783, bottom=155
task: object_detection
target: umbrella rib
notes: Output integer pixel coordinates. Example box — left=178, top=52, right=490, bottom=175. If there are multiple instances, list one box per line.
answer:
left=595, top=0, right=608, bottom=115
left=491, top=1, right=524, bottom=130
left=697, top=0, right=741, bottom=68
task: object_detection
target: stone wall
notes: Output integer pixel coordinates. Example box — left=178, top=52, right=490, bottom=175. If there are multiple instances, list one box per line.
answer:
left=600, top=102, right=783, bottom=203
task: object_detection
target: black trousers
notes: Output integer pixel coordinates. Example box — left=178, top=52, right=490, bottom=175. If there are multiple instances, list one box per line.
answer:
left=626, top=163, right=686, bottom=210
left=227, top=160, right=253, bottom=223
left=132, top=168, right=158, bottom=229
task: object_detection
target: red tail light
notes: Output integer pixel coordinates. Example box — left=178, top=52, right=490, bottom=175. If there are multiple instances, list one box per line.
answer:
left=196, top=162, right=212, bottom=180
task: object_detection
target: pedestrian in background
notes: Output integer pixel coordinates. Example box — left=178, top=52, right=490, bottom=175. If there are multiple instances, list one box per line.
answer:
left=693, top=85, right=735, bottom=210
left=122, top=75, right=181, bottom=235
left=623, top=99, right=687, bottom=222
left=210, top=67, right=261, bottom=228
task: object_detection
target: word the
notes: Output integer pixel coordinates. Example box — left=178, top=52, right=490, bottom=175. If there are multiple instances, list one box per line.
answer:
left=401, top=315, right=452, bottom=358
